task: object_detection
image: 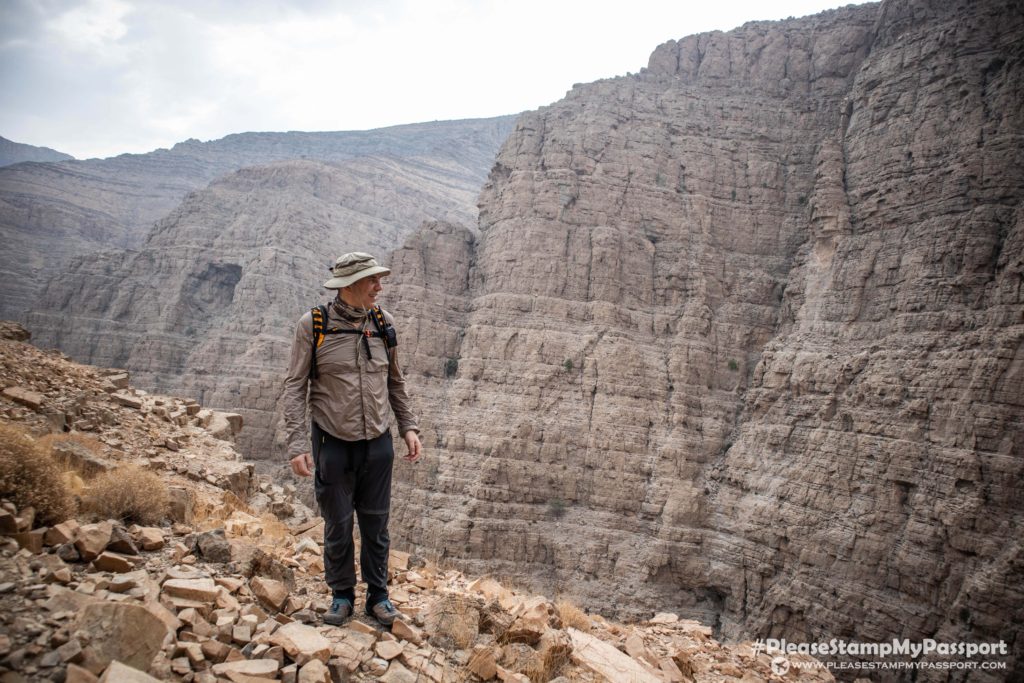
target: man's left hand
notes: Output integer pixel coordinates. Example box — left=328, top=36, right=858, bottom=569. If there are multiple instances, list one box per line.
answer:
left=403, top=431, right=422, bottom=462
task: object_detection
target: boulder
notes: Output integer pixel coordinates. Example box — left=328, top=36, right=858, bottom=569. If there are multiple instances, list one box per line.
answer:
left=74, top=602, right=171, bottom=672
left=75, top=521, right=114, bottom=562
left=297, top=659, right=331, bottom=683
left=97, top=661, right=162, bottom=683
left=162, top=577, right=219, bottom=602
left=269, top=622, right=330, bottom=666
left=250, top=576, right=288, bottom=611
left=567, top=628, right=660, bottom=683
left=3, top=386, right=44, bottom=410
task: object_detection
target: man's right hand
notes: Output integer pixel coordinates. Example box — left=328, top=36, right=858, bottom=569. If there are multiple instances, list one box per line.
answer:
left=290, top=452, right=313, bottom=477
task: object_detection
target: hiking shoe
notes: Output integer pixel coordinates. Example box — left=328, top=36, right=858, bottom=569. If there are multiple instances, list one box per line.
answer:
left=324, top=597, right=353, bottom=625
left=366, top=598, right=401, bottom=626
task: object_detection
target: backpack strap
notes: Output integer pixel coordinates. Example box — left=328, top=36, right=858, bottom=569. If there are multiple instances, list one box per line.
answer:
left=308, top=304, right=329, bottom=380
left=309, top=304, right=394, bottom=379
left=369, top=305, right=397, bottom=364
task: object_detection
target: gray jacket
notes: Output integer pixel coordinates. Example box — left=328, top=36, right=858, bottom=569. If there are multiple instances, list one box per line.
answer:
left=282, top=300, right=419, bottom=457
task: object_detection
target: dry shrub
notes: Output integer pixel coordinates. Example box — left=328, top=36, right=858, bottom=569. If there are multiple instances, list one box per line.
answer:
left=0, top=423, right=75, bottom=525
left=82, top=464, right=169, bottom=524
left=556, top=599, right=592, bottom=631
left=524, top=645, right=571, bottom=683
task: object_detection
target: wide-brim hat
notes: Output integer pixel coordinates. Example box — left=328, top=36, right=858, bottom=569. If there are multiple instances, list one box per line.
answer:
left=323, top=252, right=391, bottom=289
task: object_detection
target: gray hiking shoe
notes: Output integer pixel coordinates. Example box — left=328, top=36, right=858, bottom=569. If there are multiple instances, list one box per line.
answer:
left=366, top=598, right=401, bottom=627
left=324, top=597, right=353, bottom=626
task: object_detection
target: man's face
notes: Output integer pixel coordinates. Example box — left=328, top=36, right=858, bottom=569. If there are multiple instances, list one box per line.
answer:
left=343, top=274, right=384, bottom=309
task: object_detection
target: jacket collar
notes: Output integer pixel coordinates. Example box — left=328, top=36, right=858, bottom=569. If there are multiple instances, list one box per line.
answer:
left=331, top=297, right=368, bottom=323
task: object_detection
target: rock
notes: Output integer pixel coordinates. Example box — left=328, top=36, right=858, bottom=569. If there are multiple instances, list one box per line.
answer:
left=57, top=638, right=84, bottom=663
left=110, top=392, right=143, bottom=410
left=11, top=529, right=45, bottom=553
left=106, top=527, right=139, bottom=555
left=166, top=487, right=193, bottom=524
left=296, top=659, right=331, bottom=683
left=97, top=661, right=162, bottom=683
left=162, top=577, right=219, bottom=602
left=194, top=528, right=232, bottom=563
left=3, top=386, right=44, bottom=410
left=44, top=520, right=80, bottom=546
left=211, top=659, right=280, bottom=678
left=200, top=640, right=232, bottom=664
left=0, top=510, right=16, bottom=534
left=74, top=521, right=113, bottom=562
left=567, top=628, right=660, bottom=683
left=134, top=527, right=164, bottom=551
left=390, top=618, right=423, bottom=645
left=249, top=576, right=288, bottom=611
left=43, top=585, right=101, bottom=612
left=57, top=542, right=81, bottom=562
left=374, top=639, right=403, bottom=660
left=388, top=550, right=410, bottom=573
left=207, top=412, right=242, bottom=441
left=65, top=664, right=99, bottom=683
left=648, top=613, right=679, bottom=625
left=269, top=622, right=330, bottom=666
left=74, top=602, right=171, bottom=672
left=501, top=599, right=551, bottom=646
left=51, top=441, right=113, bottom=477
left=379, top=660, right=417, bottom=683
left=92, top=551, right=136, bottom=573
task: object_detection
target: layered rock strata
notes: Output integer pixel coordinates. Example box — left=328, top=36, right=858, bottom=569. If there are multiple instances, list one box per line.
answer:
left=379, top=0, right=1023, bottom=675
left=0, top=118, right=514, bottom=320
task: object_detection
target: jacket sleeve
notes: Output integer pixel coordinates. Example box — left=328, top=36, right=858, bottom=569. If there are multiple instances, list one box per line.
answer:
left=282, top=312, right=314, bottom=458
left=384, top=311, right=420, bottom=436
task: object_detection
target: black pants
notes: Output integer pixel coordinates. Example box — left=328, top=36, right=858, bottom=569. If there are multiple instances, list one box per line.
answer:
left=311, top=422, right=393, bottom=606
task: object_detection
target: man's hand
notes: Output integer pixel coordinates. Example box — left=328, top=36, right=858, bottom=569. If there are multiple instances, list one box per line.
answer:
left=290, top=452, right=313, bottom=477
left=403, top=431, right=422, bottom=463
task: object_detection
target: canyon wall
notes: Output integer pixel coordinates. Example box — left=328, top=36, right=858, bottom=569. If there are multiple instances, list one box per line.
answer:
left=381, top=0, right=1023, bottom=673
left=0, top=118, right=514, bottom=321
left=26, top=118, right=516, bottom=456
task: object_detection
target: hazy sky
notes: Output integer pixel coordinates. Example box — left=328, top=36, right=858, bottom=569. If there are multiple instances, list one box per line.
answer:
left=1, top=0, right=856, bottom=160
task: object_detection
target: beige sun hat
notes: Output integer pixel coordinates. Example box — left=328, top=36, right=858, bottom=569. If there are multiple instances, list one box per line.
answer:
left=323, top=252, right=391, bottom=289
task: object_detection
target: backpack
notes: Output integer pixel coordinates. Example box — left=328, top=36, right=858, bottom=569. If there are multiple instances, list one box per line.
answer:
left=308, top=304, right=397, bottom=380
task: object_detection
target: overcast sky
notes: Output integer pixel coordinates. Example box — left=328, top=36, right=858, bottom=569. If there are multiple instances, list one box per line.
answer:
left=1, top=0, right=857, bottom=160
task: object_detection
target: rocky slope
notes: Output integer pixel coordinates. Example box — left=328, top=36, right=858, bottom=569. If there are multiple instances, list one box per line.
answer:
left=376, top=0, right=1023, bottom=677
left=0, top=118, right=515, bottom=321
left=0, top=136, right=73, bottom=168
left=0, top=324, right=830, bottom=682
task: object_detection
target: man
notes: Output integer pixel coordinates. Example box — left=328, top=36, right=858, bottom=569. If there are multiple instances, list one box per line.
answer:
left=282, top=252, right=422, bottom=627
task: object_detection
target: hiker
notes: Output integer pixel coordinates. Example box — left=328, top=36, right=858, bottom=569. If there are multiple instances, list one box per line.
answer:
left=281, top=252, right=422, bottom=627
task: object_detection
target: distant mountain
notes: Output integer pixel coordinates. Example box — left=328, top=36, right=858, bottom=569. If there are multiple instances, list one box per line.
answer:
left=0, top=136, right=73, bottom=167
left=26, top=118, right=517, bottom=457
left=0, top=118, right=516, bottom=321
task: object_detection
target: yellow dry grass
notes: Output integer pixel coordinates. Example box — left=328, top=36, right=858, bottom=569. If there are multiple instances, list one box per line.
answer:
left=81, top=464, right=169, bottom=525
left=0, top=422, right=75, bottom=525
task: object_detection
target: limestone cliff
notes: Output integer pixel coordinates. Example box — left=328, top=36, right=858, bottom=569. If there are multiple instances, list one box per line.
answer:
left=0, top=118, right=514, bottom=321
left=381, top=0, right=1023, bottom=675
